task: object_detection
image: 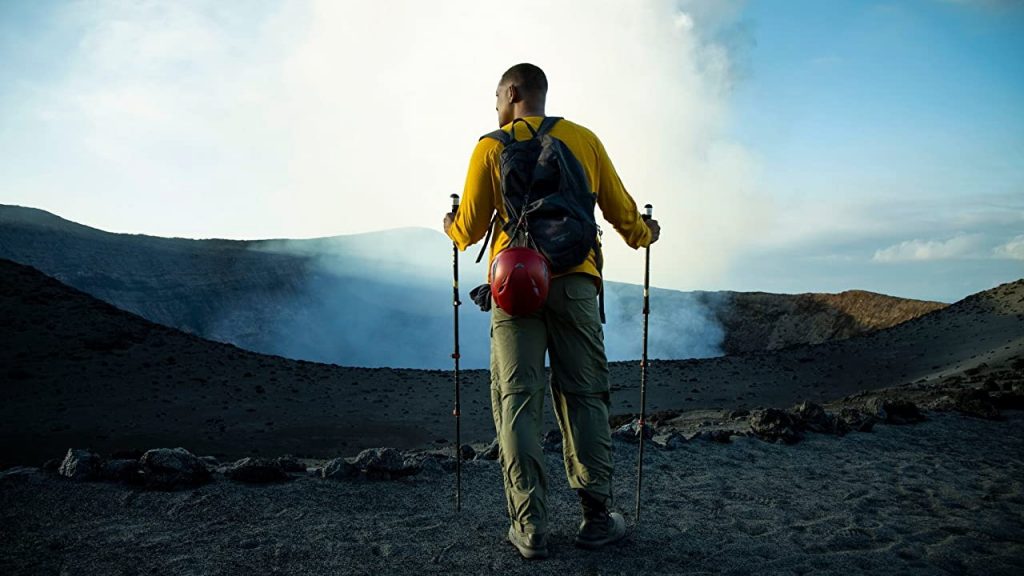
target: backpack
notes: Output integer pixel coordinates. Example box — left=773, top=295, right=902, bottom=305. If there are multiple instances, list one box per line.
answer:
left=472, top=116, right=606, bottom=322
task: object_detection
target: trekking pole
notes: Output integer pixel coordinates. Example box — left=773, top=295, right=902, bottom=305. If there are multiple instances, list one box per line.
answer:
left=635, top=203, right=653, bottom=525
left=450, top=193, right=462, bottom=514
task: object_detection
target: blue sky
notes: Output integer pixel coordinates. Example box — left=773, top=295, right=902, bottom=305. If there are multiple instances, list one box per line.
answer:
left=723, top=0, right=1023, bottom=300
left=1, top=0, right=1021, bottom=303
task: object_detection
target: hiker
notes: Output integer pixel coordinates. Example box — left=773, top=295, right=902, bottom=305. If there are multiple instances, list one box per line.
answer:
left=443, top=63, right=660, bottom=559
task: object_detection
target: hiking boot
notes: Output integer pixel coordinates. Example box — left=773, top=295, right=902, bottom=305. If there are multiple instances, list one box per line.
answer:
left=574, top=511, right=627, bottom=549
left=507, top=525, right=549, bottom=559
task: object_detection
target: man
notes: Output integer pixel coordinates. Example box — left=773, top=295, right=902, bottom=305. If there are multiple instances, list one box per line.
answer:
left=444, top=63, right=660, bottom=560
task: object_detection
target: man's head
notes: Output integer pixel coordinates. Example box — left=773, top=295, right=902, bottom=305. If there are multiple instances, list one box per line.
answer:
left=495, top=63, right=547, bottom=127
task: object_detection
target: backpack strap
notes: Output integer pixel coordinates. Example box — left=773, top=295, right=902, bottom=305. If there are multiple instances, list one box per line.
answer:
left=480, top=129, right=512, bottom=145
left=475, top=212, right=500, bottom=264
left=536, top=116, right=562, bottom=136
left=475, top=127, right=513, bottom=265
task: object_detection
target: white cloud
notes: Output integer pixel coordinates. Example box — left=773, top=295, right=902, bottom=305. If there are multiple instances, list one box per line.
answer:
left=872, top=234, right=986, bottom=262
left=6, top=0, right=764, bottom=291
left=993, top=235, right=1024, bottom=260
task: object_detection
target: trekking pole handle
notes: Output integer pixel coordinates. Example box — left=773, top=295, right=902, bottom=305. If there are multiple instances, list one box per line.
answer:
left=642, top=204, right=653, bottom=221
left=451, top=193, right=460, bottom=214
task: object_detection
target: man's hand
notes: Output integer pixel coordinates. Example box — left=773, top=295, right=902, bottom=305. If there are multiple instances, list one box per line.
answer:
left=645, top=218, right=660, bottom=244
left=443, top=212, right=455, bottom=236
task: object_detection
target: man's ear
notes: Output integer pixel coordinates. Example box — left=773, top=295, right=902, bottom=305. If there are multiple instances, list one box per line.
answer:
left=508, top=84, right=520, bottom=103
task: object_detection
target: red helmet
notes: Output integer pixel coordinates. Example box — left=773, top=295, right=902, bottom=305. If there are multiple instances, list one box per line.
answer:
left=490, top=247, right=550, bottom=316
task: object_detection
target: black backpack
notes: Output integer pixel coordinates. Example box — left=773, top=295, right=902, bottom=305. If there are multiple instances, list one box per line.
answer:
left=472, top=116, right=606, bottom=322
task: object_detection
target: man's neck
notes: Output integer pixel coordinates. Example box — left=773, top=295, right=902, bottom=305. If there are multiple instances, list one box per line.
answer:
left=513, top=105, right=545, bottom=118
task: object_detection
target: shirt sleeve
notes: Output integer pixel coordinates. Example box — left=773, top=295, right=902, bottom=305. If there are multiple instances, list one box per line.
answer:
left=447, top=138, right=499, bottom=251
left=593, top=136, right=652, bottom=249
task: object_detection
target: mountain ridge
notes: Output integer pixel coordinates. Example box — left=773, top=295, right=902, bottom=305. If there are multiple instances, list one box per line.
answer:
left=1, top=203, right=947, bottom=367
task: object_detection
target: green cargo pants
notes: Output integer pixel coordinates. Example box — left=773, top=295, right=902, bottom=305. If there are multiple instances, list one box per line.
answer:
left=489, top=272, right=615, bottom=536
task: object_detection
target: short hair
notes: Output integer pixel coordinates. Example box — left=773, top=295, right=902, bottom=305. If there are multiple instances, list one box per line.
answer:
left=500, top=63, right=547, bottom=96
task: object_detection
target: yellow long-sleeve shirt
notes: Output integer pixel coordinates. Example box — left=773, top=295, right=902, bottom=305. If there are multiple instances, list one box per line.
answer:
left=447, top=116, right=652, bottom=283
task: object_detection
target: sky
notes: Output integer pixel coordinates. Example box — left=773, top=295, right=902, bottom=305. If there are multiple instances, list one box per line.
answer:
left=1, top=0, right=1021, bottom=303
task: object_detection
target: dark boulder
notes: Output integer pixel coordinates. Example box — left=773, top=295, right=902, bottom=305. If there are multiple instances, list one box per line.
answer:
left=321, top=457, right=358, bottom=480
left=612, top=419, right=654, bottom=444
left=276, top=455, right=307, bottom=473
left=836, top=407, right=875, bottom=432
left=478, top=438, right=499, bottom=461
left=749, top=409, right=803, bottom=444
left=58, top=448, right=103, bottom=481
left=952, top=389, right=1002, bottom=420
left=224, top=457, right=290, bottom=483
left=402, top=451, right=454, bottom=476
left=789, top=401, right=845, bottom=435
left=139, top=447, right=211, bottom=490
left=100, top=458, right=143, bottom=484
left=866, top=398, right=925, bottom=424
left=660, top=432, right=687, bottom=450
left=350, top=448, right=413, bottom=479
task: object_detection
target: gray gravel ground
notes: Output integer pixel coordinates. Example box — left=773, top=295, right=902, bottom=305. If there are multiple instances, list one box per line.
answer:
left=2, top=411, right=1023, bottom=575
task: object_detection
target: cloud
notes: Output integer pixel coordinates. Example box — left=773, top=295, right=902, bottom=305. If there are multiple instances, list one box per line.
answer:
left=993, top=235, right=1024, bottom=260
left=872, top=233, right=986, bottom=262
left=5, top=0, right=763, bottom=292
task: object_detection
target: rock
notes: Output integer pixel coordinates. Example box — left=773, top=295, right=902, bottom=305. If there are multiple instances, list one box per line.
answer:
left=321, top=457, right=358, bottom=480
left=224, top=457, right=289, bottom=483
left=478, top=438, right=499, bottom=461
left=350, top=448, right=412, bottom=479
left=612, top=419, right=653, bottom=444
left=199, top=456, right=219, bottom=469
left=405, top=453, right=452, bottom=476
left=401, top=451, right=454, bottom=476
left=100, top=459, right=143, bottom=483
left=789, top=401, right=844, bottom=435
left=139, top=447, right=211, bottom=489
left=866, top=398, right=925, bottom=424
left=660, top=432, right=687, bottom=450
left=729, top=409, right=750, bottom=419
left=459, top=444, right=476, bottom=461
left=58, top=448, right=103, bottom=481
left=276, top=455, right=307, bottom=473
left=952, top=389, right=1002, bottom=420
left=542, top=429, right=562, bottom=453
left=42, top=458, right=61, bottom=473
left=837, top=407, right=875, bottom=432
left=419, top=457, right=445, bottom=476
left=749, top=409, right=803, bottom=444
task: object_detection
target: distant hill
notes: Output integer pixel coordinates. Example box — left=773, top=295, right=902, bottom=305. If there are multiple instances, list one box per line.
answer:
left=707, top=289, right=947, bottom=355
left=0, top=204, right=946, bottom=368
